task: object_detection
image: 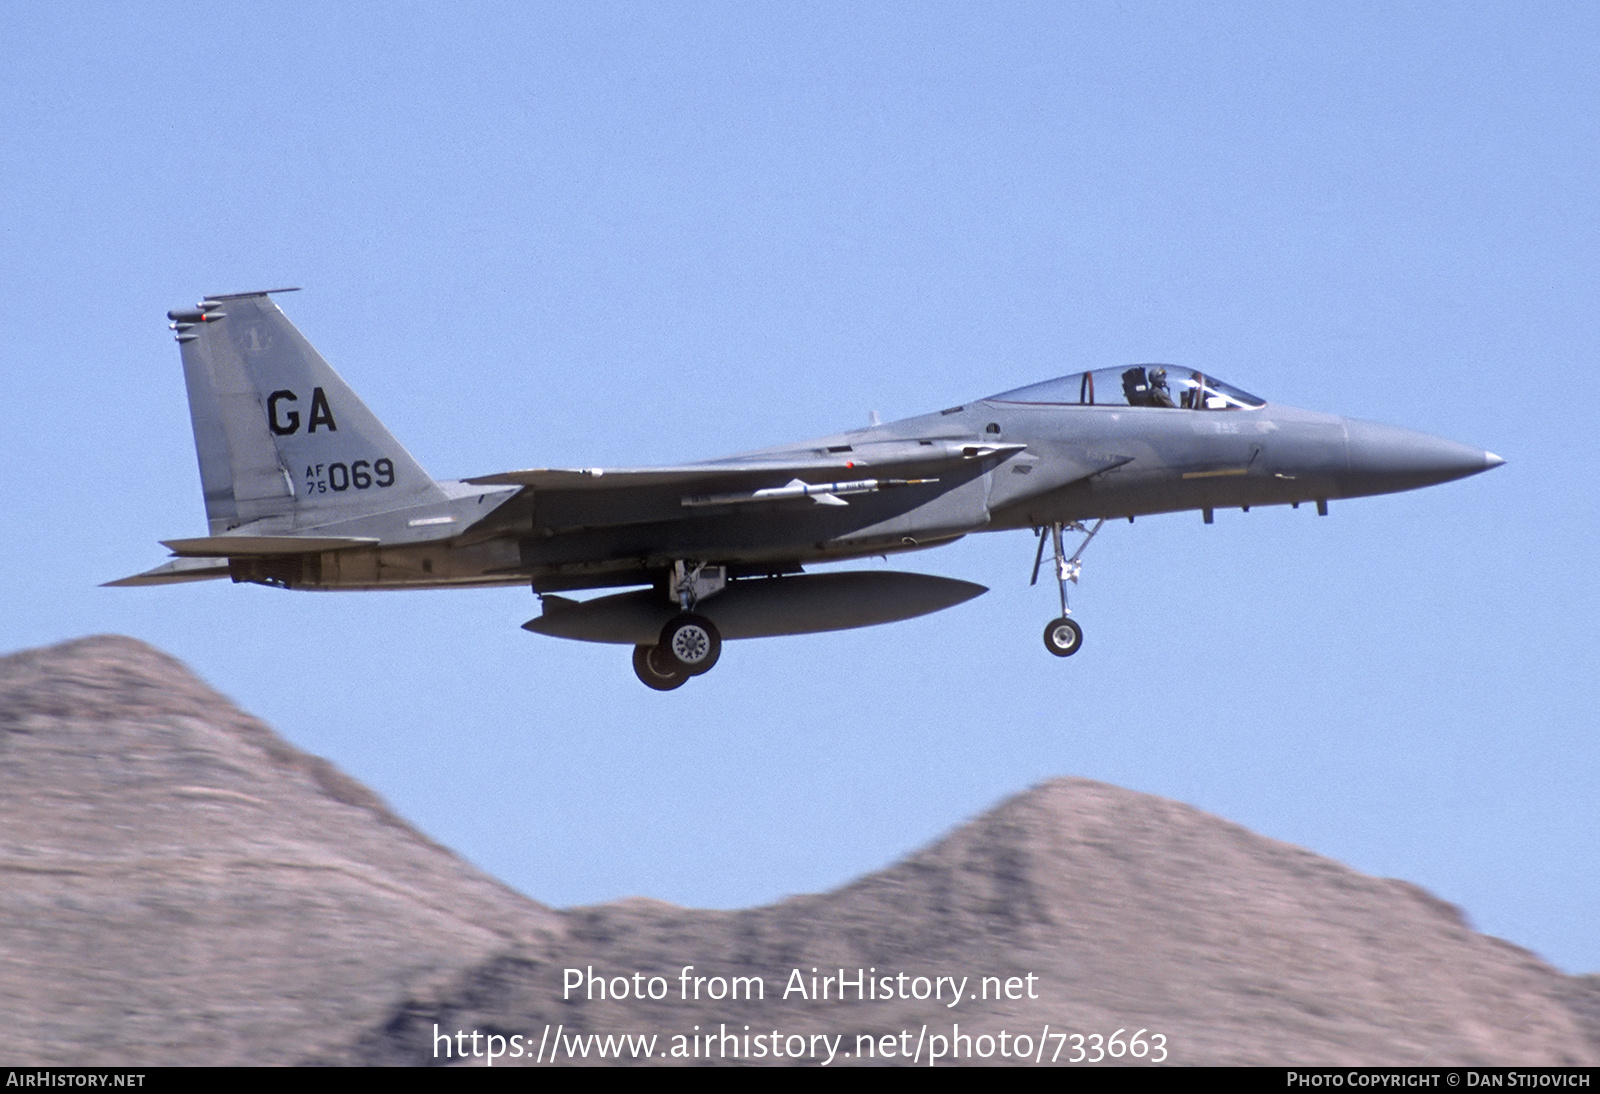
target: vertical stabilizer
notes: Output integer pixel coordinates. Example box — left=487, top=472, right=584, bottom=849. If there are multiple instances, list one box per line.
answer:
left=170, top=291, right=445, bottom=534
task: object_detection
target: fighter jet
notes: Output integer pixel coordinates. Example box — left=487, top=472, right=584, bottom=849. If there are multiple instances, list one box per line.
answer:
left=110, top=289, right=1504, bottom=689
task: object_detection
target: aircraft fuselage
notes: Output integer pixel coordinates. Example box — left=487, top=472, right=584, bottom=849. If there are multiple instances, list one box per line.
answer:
left=226, top=393, right=1500, bottom=594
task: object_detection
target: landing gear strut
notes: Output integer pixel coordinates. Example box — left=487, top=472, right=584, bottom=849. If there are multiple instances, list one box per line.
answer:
left=1031, top=518, right=1104, bottom=658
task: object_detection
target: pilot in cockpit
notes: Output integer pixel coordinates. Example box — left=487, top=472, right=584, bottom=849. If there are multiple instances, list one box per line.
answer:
left=1120, top=365, right=1179, bottom=408
left=1146, top=367, right=1177, bottom=408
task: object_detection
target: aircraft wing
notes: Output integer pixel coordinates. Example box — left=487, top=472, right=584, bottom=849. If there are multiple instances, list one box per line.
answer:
left=462, top=440, right=1028, bottom=533
left=463, top=440, right=1025, bottom=491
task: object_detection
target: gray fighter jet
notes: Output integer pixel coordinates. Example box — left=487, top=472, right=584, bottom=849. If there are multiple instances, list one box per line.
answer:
left=111, top=289, right=1504, bottom=689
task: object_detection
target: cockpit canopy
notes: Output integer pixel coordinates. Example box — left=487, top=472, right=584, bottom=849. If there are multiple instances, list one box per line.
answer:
left=989, top=366, right=1266, bottom=411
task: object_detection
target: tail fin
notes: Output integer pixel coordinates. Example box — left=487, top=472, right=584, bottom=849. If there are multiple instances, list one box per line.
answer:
left=170, top=290, right=445, bottom=534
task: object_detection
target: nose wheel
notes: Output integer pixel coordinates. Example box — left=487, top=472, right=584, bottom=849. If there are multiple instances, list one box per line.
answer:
left=1044, top=616, right=1083, bottom=657
left=1030, top=519, right=1103, bottom=659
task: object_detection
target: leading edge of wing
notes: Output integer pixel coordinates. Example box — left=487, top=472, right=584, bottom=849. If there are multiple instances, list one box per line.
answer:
left=464, top=442, right=1028, bottom=491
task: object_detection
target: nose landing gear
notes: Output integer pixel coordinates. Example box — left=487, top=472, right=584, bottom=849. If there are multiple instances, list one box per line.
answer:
left=1031, top=519, right=1104, bottom=658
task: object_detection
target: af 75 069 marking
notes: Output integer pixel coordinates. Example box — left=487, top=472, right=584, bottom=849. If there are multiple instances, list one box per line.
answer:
left=111, top=288, right=1503, bottom=689
left=302, top=458, right=394, bottom=494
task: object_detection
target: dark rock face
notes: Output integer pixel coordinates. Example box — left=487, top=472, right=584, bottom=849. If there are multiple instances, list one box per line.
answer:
left=1, top=636, right=1594, bottom=1066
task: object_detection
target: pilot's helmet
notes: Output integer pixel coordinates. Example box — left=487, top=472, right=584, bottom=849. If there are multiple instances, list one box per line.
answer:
left=1149, top=367, right=1168, bottom=386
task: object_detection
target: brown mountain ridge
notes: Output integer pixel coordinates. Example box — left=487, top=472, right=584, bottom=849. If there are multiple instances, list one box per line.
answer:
left=0, top=635, right=1594, bottom=1066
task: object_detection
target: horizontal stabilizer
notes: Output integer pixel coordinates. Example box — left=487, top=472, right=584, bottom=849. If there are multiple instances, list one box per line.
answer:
left=161, top=535, right=380, bottom=557
left=524, top=570, right=987, bottom=645
left=103, top=557, right=231, bottom=587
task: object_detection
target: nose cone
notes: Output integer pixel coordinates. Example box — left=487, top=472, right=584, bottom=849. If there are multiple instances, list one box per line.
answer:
left=1342, top=419, right=1505, bottom=497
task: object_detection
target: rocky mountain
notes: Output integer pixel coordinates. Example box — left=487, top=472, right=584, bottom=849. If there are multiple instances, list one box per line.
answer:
left=1, top=636, right=1593, bottom=1066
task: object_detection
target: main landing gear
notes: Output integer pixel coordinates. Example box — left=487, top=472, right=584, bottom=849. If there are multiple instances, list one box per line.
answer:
left=632, top=642, right=687, bottom=691
left=1030, top=518, right=1104, bottom=658
left=632, top=613, right=722, bottom=690
left=630, top=562, right=726, bottom=690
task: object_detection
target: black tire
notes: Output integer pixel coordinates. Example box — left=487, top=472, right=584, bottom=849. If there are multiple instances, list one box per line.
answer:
left=633, top=644, right=688, bottom=691
left=659, top=613, right=722, bottom=675
left=1043, top=616, right=1083, bottom=658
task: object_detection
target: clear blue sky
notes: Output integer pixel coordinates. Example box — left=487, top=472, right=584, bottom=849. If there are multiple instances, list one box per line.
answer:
left=3, top=3, right=1596, bottom=972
